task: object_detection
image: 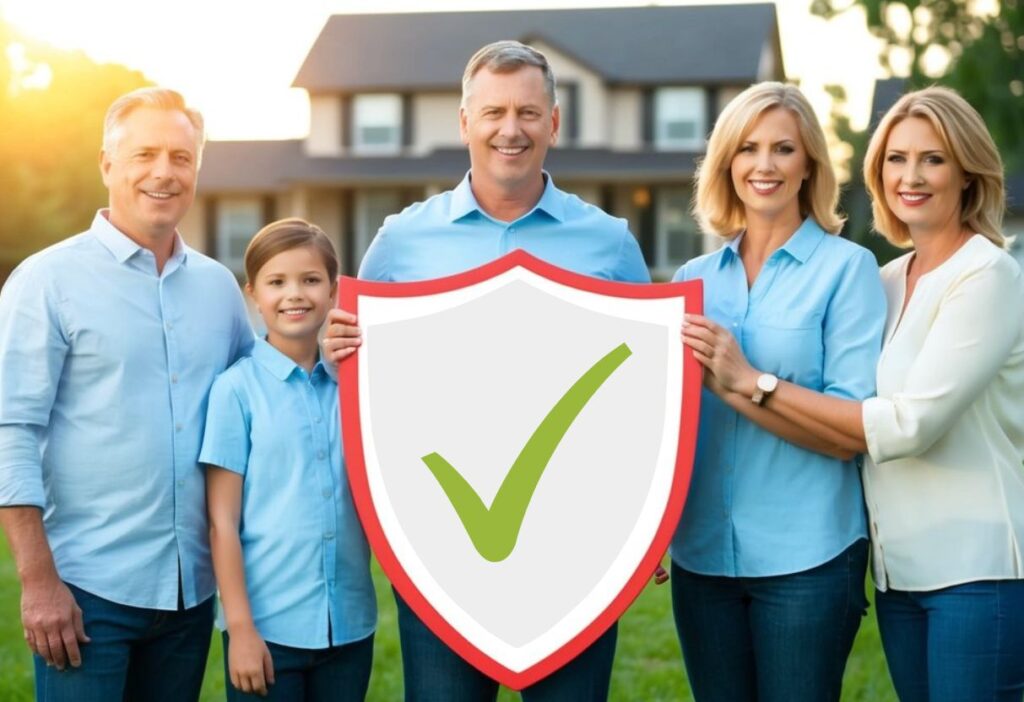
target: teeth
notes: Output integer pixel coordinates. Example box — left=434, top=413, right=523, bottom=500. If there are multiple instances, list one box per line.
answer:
left=750, top=181, right=781, bottom=192
left=144, top=191, right=173, bottom=199
left=900, top=193, right=928, bottom=202
left=281, top=308, right=310, bottom=316
left=495, top=146, right=526, bottom=155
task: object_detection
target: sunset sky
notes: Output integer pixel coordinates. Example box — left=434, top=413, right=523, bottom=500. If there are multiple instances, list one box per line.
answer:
left=1, top=0, right=888, bottom=141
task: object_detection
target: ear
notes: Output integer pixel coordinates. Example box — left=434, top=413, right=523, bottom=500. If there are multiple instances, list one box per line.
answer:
left=99, top=149, right=113, bottom=186
left=459, top=106, right=470, bottom=146
left=244, top=282, right=257, bottom=306
left=550, top=103, right=561, bottom=146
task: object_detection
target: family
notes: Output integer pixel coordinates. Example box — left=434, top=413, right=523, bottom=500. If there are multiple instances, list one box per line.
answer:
left=0, top=39, right=1022, bottom=702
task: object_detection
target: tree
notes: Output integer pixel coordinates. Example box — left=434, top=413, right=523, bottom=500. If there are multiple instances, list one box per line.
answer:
left=812, top=0, right=1024, bottom=171
left=0, top=20, right=149, bottom=280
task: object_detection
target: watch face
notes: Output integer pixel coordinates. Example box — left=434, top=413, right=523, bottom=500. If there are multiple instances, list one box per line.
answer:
left=757, top=374, right=778, bottom=393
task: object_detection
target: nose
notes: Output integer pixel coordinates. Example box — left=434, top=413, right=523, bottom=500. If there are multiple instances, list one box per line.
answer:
left=151, top=151, right=174, bottom=180
left=904, top=158, right=925, bottom=186
left=497, top=112, right=521, bottom=139
left=754, top=148, right=775, bottom=174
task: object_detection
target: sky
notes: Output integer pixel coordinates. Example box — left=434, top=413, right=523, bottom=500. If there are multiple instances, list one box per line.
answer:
left=0, top=0, right=888, bottom=141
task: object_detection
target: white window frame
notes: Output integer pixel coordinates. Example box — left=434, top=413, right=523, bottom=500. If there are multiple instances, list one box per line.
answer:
left=354, top=189, right=404, bottom=263
left=352, top=94, right=402, bottom=155
left=216, top=197, right=263, bottom=275
left=654, top=88, right=706, bottom=151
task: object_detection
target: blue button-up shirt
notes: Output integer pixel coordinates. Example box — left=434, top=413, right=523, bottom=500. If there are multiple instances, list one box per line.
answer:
left=670, top=218, right=885, bottom=577
left=200, top=339, right=376, bottom=648
left=0, top=211, right=254, bottom=609
left=359, top=172, right=650, bottom=283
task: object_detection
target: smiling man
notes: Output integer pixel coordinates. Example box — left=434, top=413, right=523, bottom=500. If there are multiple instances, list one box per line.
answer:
left=323, top=41, right=650, bottom=701
left=0, top=88, right=254, bottom=701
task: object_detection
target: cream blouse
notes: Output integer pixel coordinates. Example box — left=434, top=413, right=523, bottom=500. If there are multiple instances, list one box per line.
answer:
left=862, top=235, right=1024, bottom=591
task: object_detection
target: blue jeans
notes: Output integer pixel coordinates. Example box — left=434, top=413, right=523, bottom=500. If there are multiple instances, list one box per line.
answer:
left=394, top=590, right=618, bottom=701
left=34, top=583, right=213, bottom=702
left=671, top=539, right=868, bottom=702
left=222, top=631, right=374, bottom=701
left=876, top=579, right=1024, bottom=702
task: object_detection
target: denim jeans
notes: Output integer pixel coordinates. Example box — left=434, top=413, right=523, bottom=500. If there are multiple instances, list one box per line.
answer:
left=33, top=583, right=213, bottom=702
left=876, top=579, right=1024, bottom=702
left=222, top=631, right=374, bottom=701
left=671, top=539, right=868, bottom=702
left=394, top=590, right=618, bottom=701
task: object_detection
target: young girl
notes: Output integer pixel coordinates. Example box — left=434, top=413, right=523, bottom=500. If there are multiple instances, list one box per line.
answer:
left=201, top=218, right=376, bottom=700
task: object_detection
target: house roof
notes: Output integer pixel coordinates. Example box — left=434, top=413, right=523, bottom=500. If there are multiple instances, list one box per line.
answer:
left=198, top=141, right=698, bottom=193
left=868, top=78, right=906, bottom=130
left=293, top=5, right=780, bottom=92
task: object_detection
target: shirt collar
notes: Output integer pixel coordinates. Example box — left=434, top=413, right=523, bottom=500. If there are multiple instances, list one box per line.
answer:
left=91, top=209, right=188, bottom=266
left=447, top=171, right=565, bottom=224
left=718, top=217, right=825, bottom=268
left=251, top=337, right=326, bottom=382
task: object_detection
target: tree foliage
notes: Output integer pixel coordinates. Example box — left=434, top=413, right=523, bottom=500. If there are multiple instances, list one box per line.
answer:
left=812, top=0, right=1024, bottom=171
left=0, top=19, right=149, bottom=276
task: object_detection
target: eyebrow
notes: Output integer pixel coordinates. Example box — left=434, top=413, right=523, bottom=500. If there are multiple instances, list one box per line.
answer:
left=885, top=148, right=946, bottom=155
left=740, top=139, right=797, bottom=146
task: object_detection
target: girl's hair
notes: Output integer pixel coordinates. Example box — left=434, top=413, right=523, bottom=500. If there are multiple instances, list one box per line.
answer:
left=694, top=81, right=843, bottom=237
left=863, top=86, right=1006, bottom=249
left=244, top=218, right=339, bottom=284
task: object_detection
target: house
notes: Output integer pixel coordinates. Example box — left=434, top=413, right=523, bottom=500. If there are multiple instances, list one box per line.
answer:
left=183, top=4, right=784, bottom=279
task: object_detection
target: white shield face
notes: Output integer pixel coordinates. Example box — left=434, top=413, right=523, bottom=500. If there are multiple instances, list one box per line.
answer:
left=341, top=253, right=699, bottom=688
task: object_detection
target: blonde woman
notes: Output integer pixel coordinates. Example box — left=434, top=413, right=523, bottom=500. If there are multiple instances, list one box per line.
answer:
left=670, top=82, right=885, bottom=701
left=686, top=86, right=1024, bottom=702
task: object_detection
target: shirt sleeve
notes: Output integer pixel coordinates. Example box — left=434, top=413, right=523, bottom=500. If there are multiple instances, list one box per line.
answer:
left=358, top=220, right=393, bottom=282
left=0, top=262, right=69, bottom=508
left=821, top=248, right=886, bottom=401
left=228, top=284, right=255, bottom=364
left=863, top=254, right=1023, bottom=463
left=613, top=226, right=651, bottom=283
left=199, top=374, right=251, bottom=476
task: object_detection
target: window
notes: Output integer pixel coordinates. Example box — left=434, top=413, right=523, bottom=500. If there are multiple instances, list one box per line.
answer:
left=352, top=94, right=402, bottom=154
left=655, top=186, right=701, bottom=273
left=654, top=88, right=706, bottom=151
left=217, top=198, right=263, bottom=275
left=354, top=189, right=404, bottom=263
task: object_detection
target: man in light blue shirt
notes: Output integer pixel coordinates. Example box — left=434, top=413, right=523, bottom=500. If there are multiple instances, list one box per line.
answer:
left=324, top=41, right=648, bottom=701
left=0, top=88, right=253, bottom=701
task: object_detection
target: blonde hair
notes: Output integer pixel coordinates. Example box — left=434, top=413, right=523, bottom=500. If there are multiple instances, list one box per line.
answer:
left=103, top=87, right=205, bottom=165
left=694, top=82, right=843, bottom=237
left=863, top=86, right=1006, bottom=249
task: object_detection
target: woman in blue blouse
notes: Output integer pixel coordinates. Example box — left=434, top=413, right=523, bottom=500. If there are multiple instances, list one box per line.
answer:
left=670, top=82, right=885, bottom=701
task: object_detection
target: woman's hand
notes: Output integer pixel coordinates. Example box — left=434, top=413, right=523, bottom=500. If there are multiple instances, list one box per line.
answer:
left=682, top=314, right=760, bottom=397
left=228, top=624, right=275, bottom=697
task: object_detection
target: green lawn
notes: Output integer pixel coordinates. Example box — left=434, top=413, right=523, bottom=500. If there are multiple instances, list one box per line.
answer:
left=0, top=537, right=896, bottom=701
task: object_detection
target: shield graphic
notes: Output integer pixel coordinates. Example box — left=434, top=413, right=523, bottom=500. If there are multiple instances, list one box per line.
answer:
left=339, top=250, right=701, bottom=689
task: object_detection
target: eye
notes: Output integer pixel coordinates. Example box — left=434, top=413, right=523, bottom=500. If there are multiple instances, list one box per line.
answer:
left=304, top=276, right=323, bottom=285
left=885, top=153, right=905, bottom=163
left=776, top=144, right=795, bottom=154
left=925, top=154, right=945, bottom=165
left=174, top=154, right=192, bottom=165
left=737, top=144, right=754, bottom=153
left=266, top=279, right=283, bottom=286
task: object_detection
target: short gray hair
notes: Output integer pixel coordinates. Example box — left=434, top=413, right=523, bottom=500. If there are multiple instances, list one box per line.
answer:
left=103, top=87, right=206, bottom=166
left=461, top=40, right=557, bottom=108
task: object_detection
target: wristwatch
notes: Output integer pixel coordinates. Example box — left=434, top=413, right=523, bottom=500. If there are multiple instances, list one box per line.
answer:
left=751, top=373, right=778, bottom=406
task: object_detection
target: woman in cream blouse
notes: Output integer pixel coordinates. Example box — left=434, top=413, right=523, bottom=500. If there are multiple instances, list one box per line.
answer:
left=683, top=86, right=1024, bottom=701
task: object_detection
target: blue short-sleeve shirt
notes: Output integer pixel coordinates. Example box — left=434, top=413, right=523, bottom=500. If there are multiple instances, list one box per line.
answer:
left=200, top=339, right=376, bottom=648
left=670, top=218, right=885, bottom=577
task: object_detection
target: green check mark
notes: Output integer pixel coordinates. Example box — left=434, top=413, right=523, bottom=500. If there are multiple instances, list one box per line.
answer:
left=421, top=342, right=632, bottom=562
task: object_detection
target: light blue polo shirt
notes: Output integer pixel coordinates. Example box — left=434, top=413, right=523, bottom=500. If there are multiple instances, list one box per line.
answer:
left=671, top=218, right=885, bottom=577
left=200, top=339, right=376, bottom=648
left=359, top=172, right=650, bottom=284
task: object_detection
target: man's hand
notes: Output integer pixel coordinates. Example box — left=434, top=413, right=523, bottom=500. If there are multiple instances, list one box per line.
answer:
left=21, top=575, right=89, bottom=670
left=228, top=625, right=275, bottom=697
left=321, top=308, right=362, bottom=365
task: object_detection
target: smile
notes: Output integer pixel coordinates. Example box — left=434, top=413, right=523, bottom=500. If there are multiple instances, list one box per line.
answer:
left=280, top=307, right=311, bottom=317
left=142, top=190, right=177, bottom=200
left=749, top=180, right=783, bottom=195
left=493, top=145, right=528, bottom=156
left=898, top=192, right=931, bottom=206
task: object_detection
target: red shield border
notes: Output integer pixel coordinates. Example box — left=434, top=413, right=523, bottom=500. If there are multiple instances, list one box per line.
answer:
left=339, top=250, right=702, bottom=690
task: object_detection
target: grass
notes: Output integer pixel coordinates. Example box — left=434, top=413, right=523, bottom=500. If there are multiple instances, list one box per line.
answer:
left=0, top=537, right=897, bottom=701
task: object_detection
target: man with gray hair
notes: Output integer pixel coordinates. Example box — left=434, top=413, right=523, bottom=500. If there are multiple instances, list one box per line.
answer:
left=0, top=87, right=253, bottom=700
left=323, top=40, right=651, bottom=700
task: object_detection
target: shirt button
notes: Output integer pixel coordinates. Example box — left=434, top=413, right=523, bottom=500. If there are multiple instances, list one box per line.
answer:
left=323, top=532, right=335, bottom=540
left=170, top=374, right=179, bottom=384
left=322, top=487, right=332, bottom=499
left=166, top=322, right=174, bottom=331
left=177, top=480, right=185, bottom=488
left=317, top=450, right=326, bottom=460
left=314, top=416, right=322, bottom=424
left=175, top=423, right=183, bottom=432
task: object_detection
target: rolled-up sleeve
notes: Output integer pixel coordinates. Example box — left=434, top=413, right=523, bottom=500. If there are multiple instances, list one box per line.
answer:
left=863, top=257, right=1022, bottom=463
left=0, top=264, right=69, bottom=508
left=821, top=248, right=886, bottom=400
